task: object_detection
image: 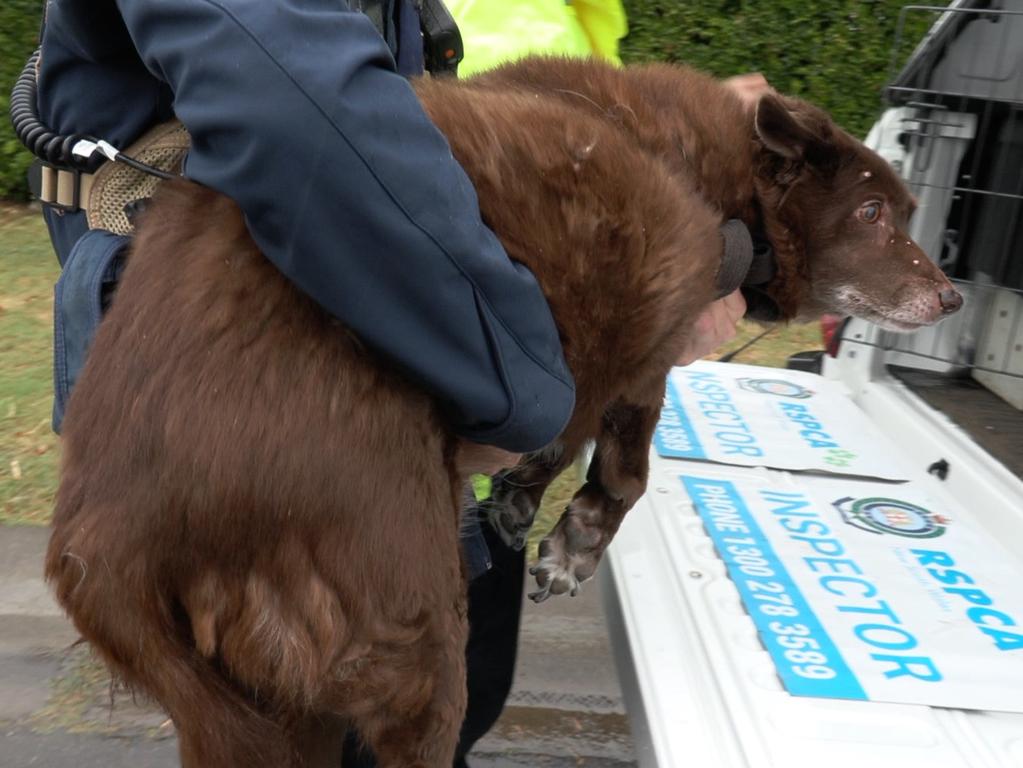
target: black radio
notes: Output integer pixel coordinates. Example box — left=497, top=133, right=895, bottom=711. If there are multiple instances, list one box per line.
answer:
left=419, top=0, right=464, bottom=77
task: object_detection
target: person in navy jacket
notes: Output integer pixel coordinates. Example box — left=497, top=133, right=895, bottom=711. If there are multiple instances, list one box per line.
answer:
left=33, top=1, right=748, bottom=764
left=35, top=2, right=572, bottom=764
left=38, top=0, right=576, bottom=454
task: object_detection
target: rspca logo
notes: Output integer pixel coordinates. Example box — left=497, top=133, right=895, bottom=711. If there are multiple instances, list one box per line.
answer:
left=834, top=496, right=949, bottom=539
left=736, top=378, right=814, bottom=399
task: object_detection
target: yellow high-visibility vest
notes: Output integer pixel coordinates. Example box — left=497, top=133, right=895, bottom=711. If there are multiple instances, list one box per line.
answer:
left=453, top=0, right=628, bottom=500
left=449, top=0, right=627, bottom=77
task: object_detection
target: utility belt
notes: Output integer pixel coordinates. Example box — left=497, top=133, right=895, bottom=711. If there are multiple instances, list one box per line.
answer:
left=29, top=120, right=190, bottom=235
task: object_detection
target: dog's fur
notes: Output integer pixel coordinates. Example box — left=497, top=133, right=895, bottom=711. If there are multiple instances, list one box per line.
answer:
left=46, top=57, right=960, bottom=767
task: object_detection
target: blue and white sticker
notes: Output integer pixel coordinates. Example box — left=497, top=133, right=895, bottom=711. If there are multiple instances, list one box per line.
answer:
left=680, top=472, right=1023, bottom=712
left=655, top=362, right=910, bottom=480
left=654, top=374, right=706, bottom=459
left=683, top=476, right=866, bottom=700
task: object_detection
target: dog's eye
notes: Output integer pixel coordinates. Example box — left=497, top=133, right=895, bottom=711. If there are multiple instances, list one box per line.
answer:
left=858, top=201, right=882, bottom=223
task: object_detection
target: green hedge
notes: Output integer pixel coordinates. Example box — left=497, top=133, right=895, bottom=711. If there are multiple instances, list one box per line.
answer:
left=621, top=0, right=937, bottom=138
left=0, top=1, right=43, bottom=201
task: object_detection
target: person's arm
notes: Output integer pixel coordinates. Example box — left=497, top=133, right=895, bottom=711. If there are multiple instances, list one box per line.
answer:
left=110, top=0, right=574, bottom=452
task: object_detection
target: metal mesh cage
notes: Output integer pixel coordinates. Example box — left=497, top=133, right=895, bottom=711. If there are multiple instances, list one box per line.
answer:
left=863, top=2, right=1023, bottom=410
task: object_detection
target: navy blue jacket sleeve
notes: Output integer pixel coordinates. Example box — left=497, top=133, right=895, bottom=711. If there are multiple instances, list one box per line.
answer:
left=88, top=0, right=574, bottom=452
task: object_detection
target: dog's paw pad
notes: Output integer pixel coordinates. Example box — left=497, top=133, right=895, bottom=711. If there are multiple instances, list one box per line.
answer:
left=485, top=474, right=541, bottom=549
left=527, top=529, right=592, bottom=602
left=486, top=507, right=532, bottom=551
left=527, top=558, right=581, bottom=602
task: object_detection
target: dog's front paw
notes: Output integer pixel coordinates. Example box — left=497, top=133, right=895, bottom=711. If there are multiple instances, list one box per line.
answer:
left=527, top=511, right=604, bottom=602
left=485, top=471, right=541, bottom=550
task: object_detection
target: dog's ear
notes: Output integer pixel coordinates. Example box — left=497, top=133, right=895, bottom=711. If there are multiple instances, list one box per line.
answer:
left=755, top=94, right=835, bottom=166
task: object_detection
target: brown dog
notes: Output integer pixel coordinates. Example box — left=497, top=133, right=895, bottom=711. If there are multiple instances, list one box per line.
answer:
left=46, top=57, right=961, bottom=767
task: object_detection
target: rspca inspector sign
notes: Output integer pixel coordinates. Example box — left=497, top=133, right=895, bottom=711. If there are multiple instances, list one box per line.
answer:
left=654, top=362, right=909, bottom=480
left=682, top=473, right=1023, bottom=712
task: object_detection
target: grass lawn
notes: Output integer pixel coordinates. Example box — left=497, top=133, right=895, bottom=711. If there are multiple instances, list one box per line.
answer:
left=0, top=205, right=60, bottom=525
left=0, top=204, right=823, bottom=531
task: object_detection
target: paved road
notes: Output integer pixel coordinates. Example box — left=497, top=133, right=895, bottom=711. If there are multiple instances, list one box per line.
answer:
left=0, top=525, right=636, bottom=767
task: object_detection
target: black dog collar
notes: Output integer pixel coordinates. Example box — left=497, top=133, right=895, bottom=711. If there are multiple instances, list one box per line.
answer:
left=716, top=219, right=777, bottom=298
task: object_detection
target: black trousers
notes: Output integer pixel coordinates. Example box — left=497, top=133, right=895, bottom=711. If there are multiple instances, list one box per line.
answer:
left=342, top=523, right=526, bottom=766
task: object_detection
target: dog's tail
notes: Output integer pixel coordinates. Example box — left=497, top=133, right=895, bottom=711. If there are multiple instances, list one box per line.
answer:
left=45, top=524, right=298, bottom=767
left=124, top=627, right=295, bottom=766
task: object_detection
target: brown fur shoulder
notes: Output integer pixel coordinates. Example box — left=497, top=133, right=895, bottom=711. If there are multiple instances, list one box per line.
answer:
left=465, top=57, right=759, bottom=220
left=415, top=73, right=722, bottom=412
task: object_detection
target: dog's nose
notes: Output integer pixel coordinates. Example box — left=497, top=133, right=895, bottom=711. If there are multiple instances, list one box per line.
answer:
left=939, top=287, right=963, bottom=315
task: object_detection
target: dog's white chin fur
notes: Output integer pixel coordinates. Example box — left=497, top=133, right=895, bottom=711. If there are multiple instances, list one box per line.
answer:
left=872, top=317, right=928, bottom=333
left=833, top=286, right=937, bottom=333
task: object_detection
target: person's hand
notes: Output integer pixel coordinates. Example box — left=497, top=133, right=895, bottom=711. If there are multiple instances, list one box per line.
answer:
left=678, top=290, right=747, bottom=365
left=723, top=72, right=773, bottom=111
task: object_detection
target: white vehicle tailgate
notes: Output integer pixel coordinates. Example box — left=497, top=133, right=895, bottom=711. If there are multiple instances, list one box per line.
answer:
left=601, top=363, right=1023, bottom=768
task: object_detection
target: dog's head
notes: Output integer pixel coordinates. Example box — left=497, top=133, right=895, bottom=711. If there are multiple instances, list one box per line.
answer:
left=751, top=94, right=962, bottom=331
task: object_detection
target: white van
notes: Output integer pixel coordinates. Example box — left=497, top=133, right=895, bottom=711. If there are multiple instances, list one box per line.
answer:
left=601, top=3, right=1023, bottom=765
